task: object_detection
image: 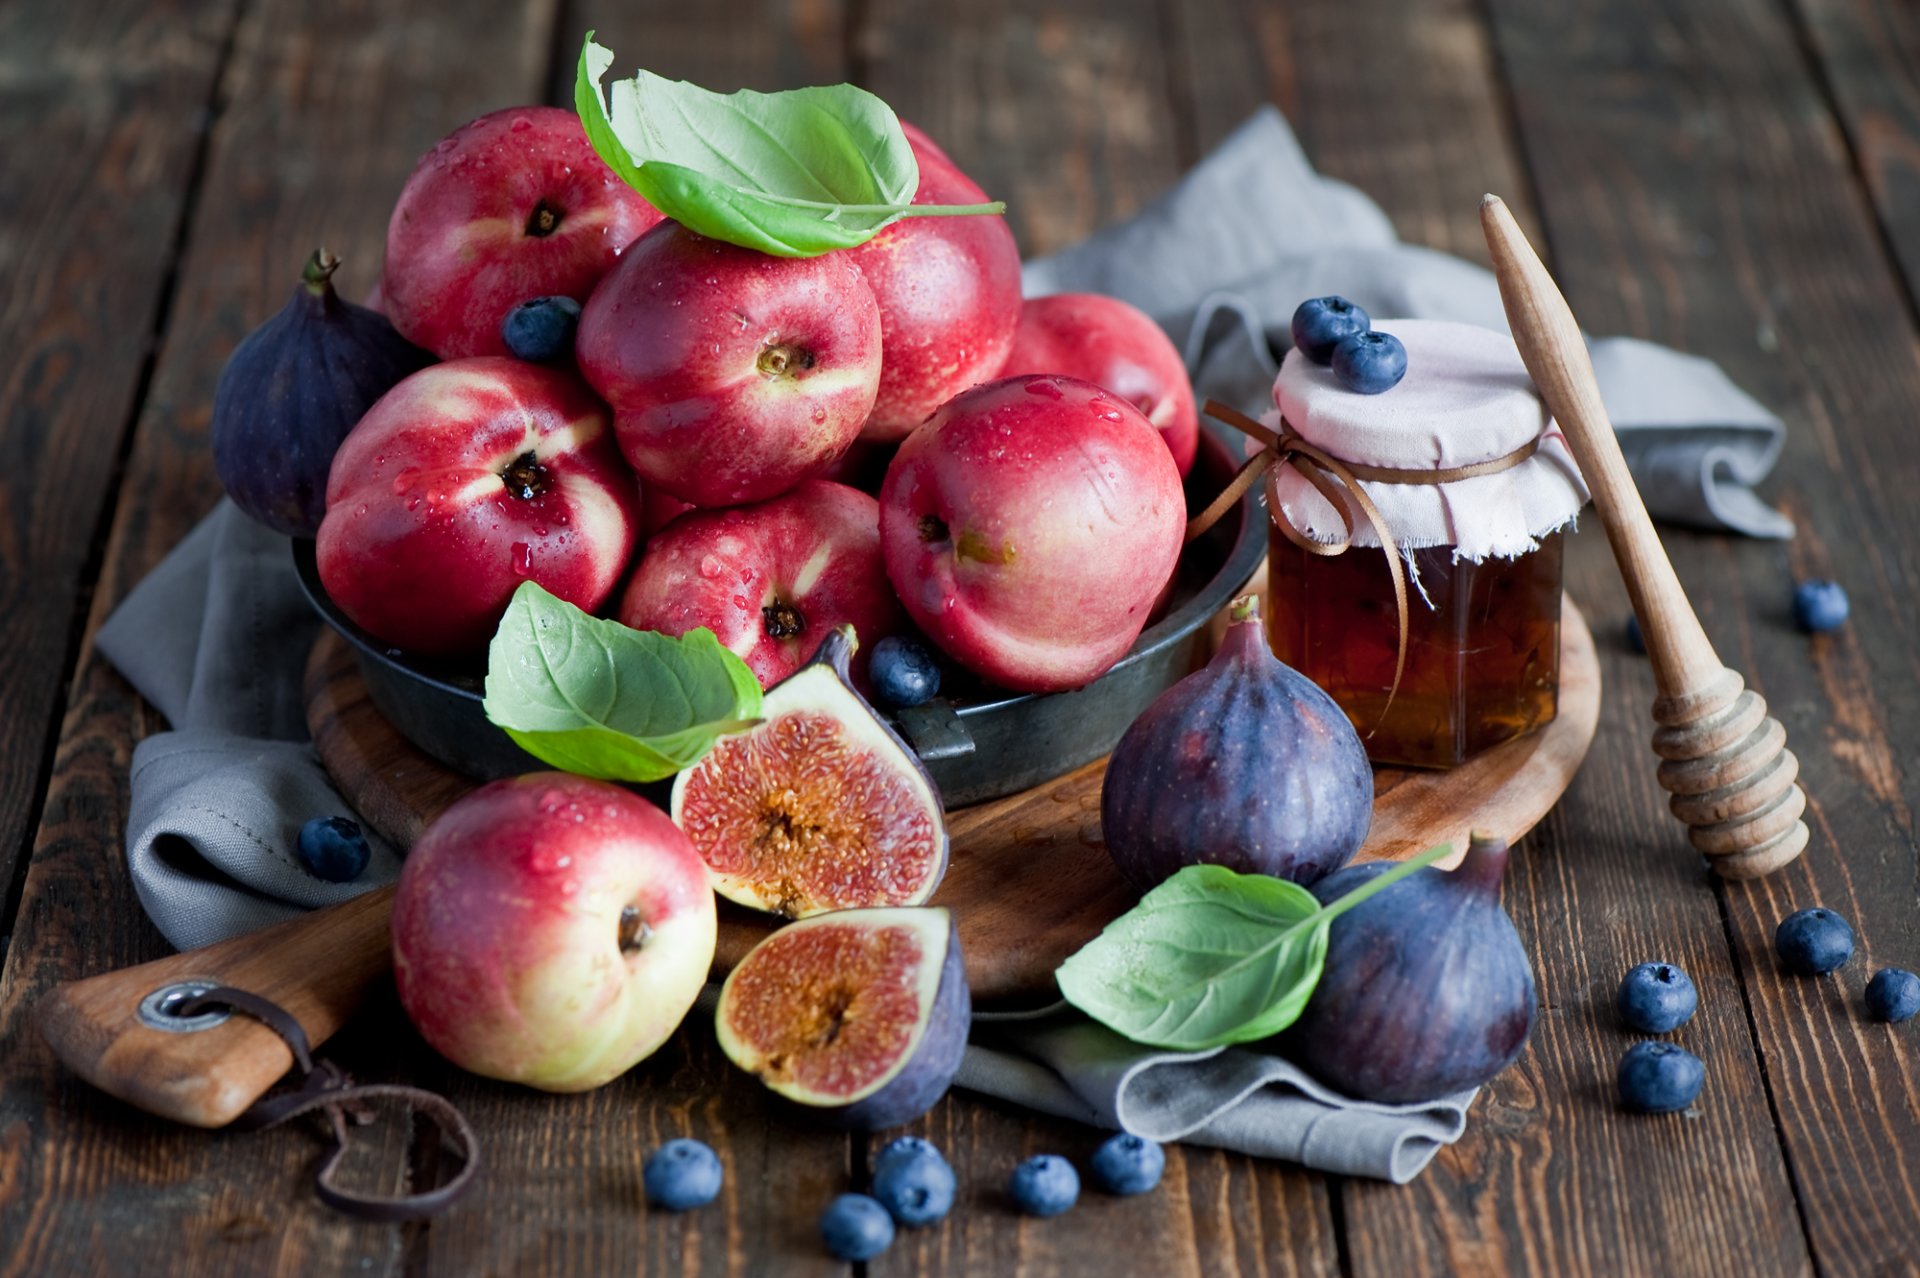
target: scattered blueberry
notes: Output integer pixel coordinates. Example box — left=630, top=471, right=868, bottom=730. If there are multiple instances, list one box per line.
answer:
left=1865, top=968, right=1920, bottom=1023
left=1792, top=579, right=1849, bottom=634
left=1626, top=615, right=1646, bottom=654
left=501, top=295, right=583, bottom=363
left=1007, top=1154, right=1079, bottom=1217
left=1290, top=296, right=1372, bottom=364
left=1331, top=330, right=1408, bottom=395
left=870, top=635, right=943, bottom=709
left=1616, top=962, right=1699, bottom=1034
left=1617, top=1041, right=1705, bottom=1113
left=820, top=1193, right=894, bottom=1261
left=1775, top=907, right=1855, bottom=976
left=296, top=816, right=370, bottom=883
left=1088, top=1133, right=1164, bottom=1196
left=872, top=1142, right=956, bottom=1227
left=643, top=1138, right=723, bottom=1211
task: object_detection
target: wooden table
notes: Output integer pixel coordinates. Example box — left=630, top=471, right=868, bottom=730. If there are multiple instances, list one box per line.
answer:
left=2, top=1, right=1917, bottom=1273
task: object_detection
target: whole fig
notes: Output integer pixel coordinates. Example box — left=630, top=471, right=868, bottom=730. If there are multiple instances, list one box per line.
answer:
left=212, top=248, right=431, bottom=535
left=1285, top=832, right=1537, bottom=1103
left=1101, top=594, right=1372, bottom=889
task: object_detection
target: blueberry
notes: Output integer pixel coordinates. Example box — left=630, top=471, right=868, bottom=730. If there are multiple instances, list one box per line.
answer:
left=1775, top=907, right=1855, bottom=975
left=1626, top=615, right=1646, bottom=654
left=872, top=1144, right=956, bottom=1227
left=501, top=295, right=583, bottom=363
left=296, top=816, right=370, bottom=883
left=1792, top=579, right=1849, bottom=634
left=1617, top=1041, right=1706, bottom=1113
left=1007, top=1153, right=1078, bottom=1217
left=819, top=1193, right=894, bottom=1261
left=1330, top=330, right=1408, bottom=395
left=1290, top=296, right=1372, bottom=364
left=1865, top=968, right=1920, bottom=1023
left=870, top=635, right=942, bottom=709
left=1088, top=1133, right=1164, bottom=1196
left=643, top=1138, right=723, bottom=1211
left=1616, top=962, right=1698, bottom=1034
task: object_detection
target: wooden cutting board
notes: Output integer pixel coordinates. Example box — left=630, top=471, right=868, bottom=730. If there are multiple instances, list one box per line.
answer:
left=306, top=601, right=1599, bottom=1004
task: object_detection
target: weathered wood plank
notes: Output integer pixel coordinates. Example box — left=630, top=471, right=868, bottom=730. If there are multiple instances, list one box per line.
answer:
left=1487, top=0, right=1920, bottom=1273
left=0, top=0, right=559, bottom=1271
left=855, top=0, right=1187, bottom=256
left=0, top=0, right=236, bottom=942
left=1172, top=0, right=1545, bottom=266
left=869, top=1100, right=1340, bottom=1278
left=1793, top=0, right=1920, bottom=318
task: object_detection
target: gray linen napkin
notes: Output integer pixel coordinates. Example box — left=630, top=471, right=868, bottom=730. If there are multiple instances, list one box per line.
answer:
left=95, top=107, right=1794, bottom=1182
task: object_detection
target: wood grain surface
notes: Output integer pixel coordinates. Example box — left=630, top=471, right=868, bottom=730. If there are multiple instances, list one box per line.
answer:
left=2, top=0, right=1917, bottom=1275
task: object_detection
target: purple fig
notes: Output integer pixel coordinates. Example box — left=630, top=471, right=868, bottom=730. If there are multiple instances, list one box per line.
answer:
left=1101, top=594, right=1372, bottom=889
left=1285, top=831, right=1537, bottom=1103
left=716, top=906, right=969, bottom=1131
left=671, top=626, right=948, bottom=918
left=212, top=249, right=432, bottom=536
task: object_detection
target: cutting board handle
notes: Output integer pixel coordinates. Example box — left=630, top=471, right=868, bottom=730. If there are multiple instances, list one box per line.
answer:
left=33, top=884, right=396, bottom=1128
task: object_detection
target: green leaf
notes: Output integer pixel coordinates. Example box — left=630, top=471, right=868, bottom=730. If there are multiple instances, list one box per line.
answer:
left=576, top=34, right=1005, bottom=257
left=1055, top=845, right=1455, bottom=1051
left=482, top=582, right=762, bottom=783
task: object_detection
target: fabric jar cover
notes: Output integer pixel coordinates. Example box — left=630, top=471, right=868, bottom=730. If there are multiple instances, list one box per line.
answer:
left=1268, top=318, right=1590, bottom=560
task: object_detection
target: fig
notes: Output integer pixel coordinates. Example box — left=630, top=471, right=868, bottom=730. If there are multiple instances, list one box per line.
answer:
left=715, top=906, right=970, bottom=1130
left=671, top=626, right=947, bottom=918
left=1284, top=831, right=1538, bottom=1103
left=212, top=248, right=431, bottom=536
left=1101, top=595, right=1372, bottom=890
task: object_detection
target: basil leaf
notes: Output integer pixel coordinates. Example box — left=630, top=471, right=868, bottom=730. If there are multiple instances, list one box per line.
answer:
left=576, top=35, right=1004, bottom=257
left=1056, top=845, right=1455, bottom=1051
left=482, top=582, right=762, bottom=782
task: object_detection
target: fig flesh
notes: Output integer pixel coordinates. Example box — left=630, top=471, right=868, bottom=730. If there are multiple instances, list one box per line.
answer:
left=1284, top=832, right=1537, bottom=1103
left=1101, top=595, right=1372, bottom=890
left=671, top=626, right=947, bottom=918
left=212, top=248, right=431, bottom=536
left=716, top=906, right=969, bottom=1130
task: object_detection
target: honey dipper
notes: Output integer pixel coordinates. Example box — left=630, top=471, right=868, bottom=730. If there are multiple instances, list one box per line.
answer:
left=1480, top=194, right=1807, bottom=879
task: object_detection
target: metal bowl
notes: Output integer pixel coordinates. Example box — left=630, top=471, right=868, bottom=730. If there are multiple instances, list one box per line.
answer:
left=294, top=419, right=1266, bottom=806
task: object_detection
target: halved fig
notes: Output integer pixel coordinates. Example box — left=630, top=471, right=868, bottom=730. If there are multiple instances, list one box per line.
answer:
left=670, top=626, right=948, bottom=918
left=716, top=906, right=970, bottom=1130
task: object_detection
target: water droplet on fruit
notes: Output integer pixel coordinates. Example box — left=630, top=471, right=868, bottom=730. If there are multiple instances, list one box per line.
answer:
left=1025, top=378, right=1064, bottom=401
left=699, top=555, right=725, bottom=580
left=404, top=496, right=421, bottom=511
left=532, top=525, right=549, bottom=537
left=1096, top=409, right=1122, bottom=422
left=511, top=542, right=533, bottom=575
left=812, top=407, right=826, bottom=423
left=510, top=116, right=533, bottom=131
left=354, top=503, right=368, bottom=517
left=390, top=467, right=420, bottom=494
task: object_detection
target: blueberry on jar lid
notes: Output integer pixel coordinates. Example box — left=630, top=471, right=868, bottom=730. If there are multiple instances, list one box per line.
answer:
left=1290, top=296, right=1371, bottom=364
left=1331, top=330, right=1408, bottom=394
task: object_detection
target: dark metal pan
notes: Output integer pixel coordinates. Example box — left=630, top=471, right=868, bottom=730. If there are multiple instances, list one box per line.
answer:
left=293, top=419, right=1265, bottom=806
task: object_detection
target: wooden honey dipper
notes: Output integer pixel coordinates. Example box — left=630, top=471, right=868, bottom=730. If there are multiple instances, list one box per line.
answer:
left=1480, top=195, right=1807, bottom=879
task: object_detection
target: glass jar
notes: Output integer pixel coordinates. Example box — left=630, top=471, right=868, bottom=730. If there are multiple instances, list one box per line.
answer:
left=1267, top=528, right=1565, bottom=769
left=1258, top=319, right=1588, bottom=769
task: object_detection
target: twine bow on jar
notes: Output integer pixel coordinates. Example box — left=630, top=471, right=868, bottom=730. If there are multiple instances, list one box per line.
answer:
left=1188, top=398, right=1544, bottom=716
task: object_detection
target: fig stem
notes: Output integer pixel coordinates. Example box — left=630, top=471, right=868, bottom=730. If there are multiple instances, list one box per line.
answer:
left=1457, top=830, right=1513, bottom=894
left=302, top=248, right=341, bottom=294
left=1230, top=594, right=1260, bottom=625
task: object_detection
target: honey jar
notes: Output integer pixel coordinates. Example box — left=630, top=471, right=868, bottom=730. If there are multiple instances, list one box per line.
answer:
left=1260, top=319, right=1589, bottom=769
